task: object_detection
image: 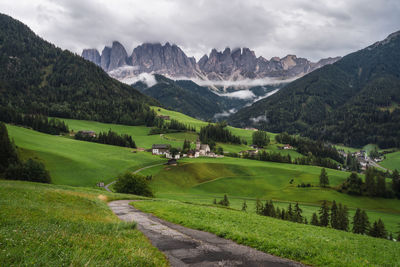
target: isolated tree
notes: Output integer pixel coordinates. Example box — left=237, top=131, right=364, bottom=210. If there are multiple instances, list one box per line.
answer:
left=319, top=200, right=330, bottom=227
left=213, top=198, right=217, bottom=205
left=330, top=200, right=339, bottom=229
left=293, top=202, right=303, bottom=223
left=319, top=168, right=329, bottom=188
left=311, top=213, right=319, bottom=226
left=241, top=200, right=247, bottom=211
left=252, top=130, right=270, bottom=148
left=114, top=172, right=153, bottom=197
left=218, top=194, right=230, bottom=206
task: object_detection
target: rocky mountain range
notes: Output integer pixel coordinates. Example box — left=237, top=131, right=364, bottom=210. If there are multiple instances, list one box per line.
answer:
left=82, top=42, right=340, bottom=84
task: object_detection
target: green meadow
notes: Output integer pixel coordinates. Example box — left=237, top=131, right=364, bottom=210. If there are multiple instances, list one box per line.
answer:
left=134, top=200, right=399, bottom=267
left=138, top=157, right=400, bottom=233
left=0, top=180, right=168, bottom=266
left=381, top=151, right=400, bottom=171
left=7, top=124, right=166, bottom=187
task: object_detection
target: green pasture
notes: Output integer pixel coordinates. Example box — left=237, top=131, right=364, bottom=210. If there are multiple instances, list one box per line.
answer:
left=381, top=151, right=400, bottom=171
left=134, top=200, right=400, bottom=267
left=7, top=125, right=166, bottom=187
left=0, top=180, right=168, bottom=266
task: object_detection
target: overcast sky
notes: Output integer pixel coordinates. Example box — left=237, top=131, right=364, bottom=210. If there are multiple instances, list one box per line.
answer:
left=1, top=0, right=399, bottom=61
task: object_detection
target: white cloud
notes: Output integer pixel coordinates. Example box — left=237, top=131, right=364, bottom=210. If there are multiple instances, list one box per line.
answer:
left=118, top=72, right=157, bottom=87
left=250, top=115, right=268, bottom=123
left=191, top=77, right=296, bottom=89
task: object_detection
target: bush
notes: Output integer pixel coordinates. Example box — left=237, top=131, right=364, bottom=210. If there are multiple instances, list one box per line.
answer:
left=5, top=159, right=51, bottom=183
left=114, top=172, right=154, bottom=197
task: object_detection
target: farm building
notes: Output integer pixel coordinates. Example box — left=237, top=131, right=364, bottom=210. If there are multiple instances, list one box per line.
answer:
left=152, top=144, right=171, bottom=155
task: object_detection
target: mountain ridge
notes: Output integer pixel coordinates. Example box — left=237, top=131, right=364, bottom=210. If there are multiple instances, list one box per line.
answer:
left=82, top=42, right=340, bottom=84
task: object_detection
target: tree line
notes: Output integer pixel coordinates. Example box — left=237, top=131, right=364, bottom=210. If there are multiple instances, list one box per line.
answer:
left=75, top=130, right=136, bottom=148
left=199, top=122, right=243, bottom=145
left=149, top=118, right=196, bottom=134
left=275, top=132, right=344, bottom=164
left=0, top=122, right=51, bottom=183
left=339, top=168, right=400, bottom=199
left=0, top=107, right=69, bottom=135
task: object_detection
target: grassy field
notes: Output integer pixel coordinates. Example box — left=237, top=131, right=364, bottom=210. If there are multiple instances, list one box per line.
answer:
left=7, top=125, right=166, bottom=187
left=59, top=118, right=183, bottom=149
left=381, top=151, right=400, bottom=171
left=134, top=200, right=400, bottom=267
left=139, top=157, right=400, bottom=232
left=0, top=180, right=168, bottom=266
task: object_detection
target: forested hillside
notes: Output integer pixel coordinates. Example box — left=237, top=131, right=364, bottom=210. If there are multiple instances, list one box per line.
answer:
left=229, top=31, right=400, bottom=148
left=0, top=13, right=158, bottom=126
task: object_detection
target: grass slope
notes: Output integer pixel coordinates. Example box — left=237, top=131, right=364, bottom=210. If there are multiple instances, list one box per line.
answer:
left=139, top=157, right=400, bottom=232
left=381, top=151, right=400, bottom=170
left=7, top=125, right=166, bottom=186
left=134, top=200, right=399, bottom=267
left=0, top=180, right=168, bottom=266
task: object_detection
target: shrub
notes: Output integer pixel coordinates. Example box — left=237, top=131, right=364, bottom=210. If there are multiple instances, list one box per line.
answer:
left=5, top=159, right=51, bottom=183
left=114, top=172, right=154, bottom=197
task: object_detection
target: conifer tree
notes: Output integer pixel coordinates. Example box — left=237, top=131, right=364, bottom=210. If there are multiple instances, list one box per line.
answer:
left=255, top=198, right=263, bottom=215
left=391, top=169, right=400, bottom=198
left=319, top=168, right=329, bottom=187
left=293, top=202, right=303, bottom=223
left=287, top=203, right=294, bottom=221
left=369, top=219, right=387, bottom=238
left=311, top=212, right=319, bottom=226
left=319, top=200, right=330, bottom=227
left=241, top=201, right=247, bottom=211
left=365, top=167, right=376, bottom=196
left=376, top=174, right=387, bottom=197
left=337, top=204, right=349, bottom=231
left=0, top=122, right=19, bottom=172
left=330, top=200, right=339, bottom=229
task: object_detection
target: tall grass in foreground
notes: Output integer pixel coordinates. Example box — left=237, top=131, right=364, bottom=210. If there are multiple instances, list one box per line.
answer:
left=134, top=200, right=400, bottom=267
left=0, top=180, right=168, bottom=266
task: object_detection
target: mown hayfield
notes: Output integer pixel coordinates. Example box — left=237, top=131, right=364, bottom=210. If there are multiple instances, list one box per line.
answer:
left=381, top=151, right=400, bottom=171
left=0, top=180, right=168, bottom=266
left=134, top=200, right=400, bottom=267
left=7, top=125, right=166, bottom=187
left=138, top=157, right=400, bottom=232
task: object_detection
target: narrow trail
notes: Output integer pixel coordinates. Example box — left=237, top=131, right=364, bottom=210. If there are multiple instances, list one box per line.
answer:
left=104, top=163, right=164, bottom=192
left=108, top=200, right=306, bottom=267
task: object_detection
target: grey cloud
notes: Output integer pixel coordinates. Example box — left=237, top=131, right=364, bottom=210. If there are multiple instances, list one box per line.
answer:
left=0, top=0, right=399, bottom=61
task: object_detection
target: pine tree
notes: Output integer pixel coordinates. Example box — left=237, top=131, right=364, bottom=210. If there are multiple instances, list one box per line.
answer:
left=330, top=200, right=339, bottom=229
left=241, top=200, right=247, bottom=211
left=287, top=203, right=293, bottom=221
left=319, top=201, right=330, bottom=227
left=352, top=208, right=362, bottom=234
left=391, top=169, right=400, bottom=198
left=319, top=168, right=329, bottom=187
left=337, top=204, right=349, bottom=231
left=311, top=212, right=319, bottom=226
left=369, top=219, right=387, bottom=238
left=376, top=174, right=387, bottom=197
left=255, top=198, right=262, bottom=214
left=365, top=167, right=376, bottom=196
left=293, top=202, right=303, bottom=223
left=0, top=122, right=19, bottom=172
left=212, top=198, right=217, bottom=205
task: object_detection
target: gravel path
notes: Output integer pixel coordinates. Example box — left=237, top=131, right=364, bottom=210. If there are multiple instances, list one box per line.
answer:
left=108, top=200, right=306, bottom=267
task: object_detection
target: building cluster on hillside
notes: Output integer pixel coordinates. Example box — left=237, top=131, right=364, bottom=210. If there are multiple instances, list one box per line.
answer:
left=151, top=140, right=223, bottom=159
